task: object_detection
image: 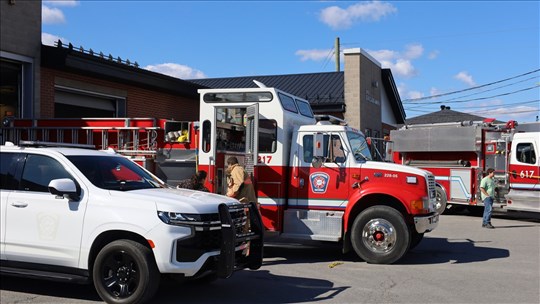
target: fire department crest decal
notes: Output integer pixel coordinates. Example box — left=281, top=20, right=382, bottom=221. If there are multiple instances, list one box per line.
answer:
left=310, top=172, right=330, bottom=194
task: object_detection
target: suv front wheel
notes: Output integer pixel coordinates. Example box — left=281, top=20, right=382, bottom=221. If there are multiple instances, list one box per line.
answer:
left=93, top=240, right=160, bottom=304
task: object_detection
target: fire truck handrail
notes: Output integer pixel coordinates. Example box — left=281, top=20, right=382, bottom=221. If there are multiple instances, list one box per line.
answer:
left=402, top=120, right=487, bottom=129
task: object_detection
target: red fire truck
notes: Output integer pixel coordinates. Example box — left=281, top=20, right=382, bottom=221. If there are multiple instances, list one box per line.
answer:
left=389, top=120, right=540, bottom=215
left=1, top=83, right=439, bottom=264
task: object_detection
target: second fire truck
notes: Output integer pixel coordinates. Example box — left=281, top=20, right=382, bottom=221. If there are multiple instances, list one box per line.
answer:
left=389, top=120, right=540, bottom=214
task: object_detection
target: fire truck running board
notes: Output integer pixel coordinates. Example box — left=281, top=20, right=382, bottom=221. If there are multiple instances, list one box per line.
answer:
left=282, top=209, right=343, bottom=242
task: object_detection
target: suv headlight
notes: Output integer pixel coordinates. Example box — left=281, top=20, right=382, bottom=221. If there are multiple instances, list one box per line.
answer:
left=158, top=211, right=201, bottom=225
left=157, top=211, right=220, bottom=231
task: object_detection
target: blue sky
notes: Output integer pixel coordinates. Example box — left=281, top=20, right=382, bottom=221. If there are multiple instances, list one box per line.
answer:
left=41, top=1, right=539, bottom=123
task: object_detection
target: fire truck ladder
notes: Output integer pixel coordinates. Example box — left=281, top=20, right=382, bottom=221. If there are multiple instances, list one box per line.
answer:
left=1, top=123, right=159, bottom=156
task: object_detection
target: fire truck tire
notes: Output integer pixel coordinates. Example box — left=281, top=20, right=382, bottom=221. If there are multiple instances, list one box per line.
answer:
left=93, top=239, right=160, bottom=304
left=435, top=187, right=447, bottom=215
left=351, top=206, right=410, bottom=264
left=409, top=231, right=424, bottom=250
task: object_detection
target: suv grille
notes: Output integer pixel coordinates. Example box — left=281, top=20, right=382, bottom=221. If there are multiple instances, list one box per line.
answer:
left=176, top=204, right=248, bottom=262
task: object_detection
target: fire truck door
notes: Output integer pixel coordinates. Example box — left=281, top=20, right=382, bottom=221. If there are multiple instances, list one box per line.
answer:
left=244, top=104, right=259, bottom=182
left=291, top=133, right=349, bottom=209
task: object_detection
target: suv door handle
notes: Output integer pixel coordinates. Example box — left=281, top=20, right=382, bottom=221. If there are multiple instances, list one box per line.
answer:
left=11, top=202, right=28, bottom=208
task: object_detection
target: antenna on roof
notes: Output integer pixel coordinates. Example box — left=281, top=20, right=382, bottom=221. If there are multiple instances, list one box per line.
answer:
left=253, top=80, right=267, bottom=88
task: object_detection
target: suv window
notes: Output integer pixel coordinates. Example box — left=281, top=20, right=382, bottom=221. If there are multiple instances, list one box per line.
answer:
left=20, top=154, right=74, bottom=192
left=68, top=155, right=164, bottom=190
left=0, top=152, right=21, bottom=190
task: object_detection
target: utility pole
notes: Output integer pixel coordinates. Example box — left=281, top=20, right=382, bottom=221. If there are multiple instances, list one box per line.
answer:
left=335, top=37, right=340, bottom=72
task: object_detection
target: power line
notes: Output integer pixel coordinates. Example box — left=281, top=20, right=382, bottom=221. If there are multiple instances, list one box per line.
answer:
left=473, top=108, right=540, bottom=115
left=321, top=47, right=335, bottom=71
left=404, top=85, right=539, bottom=107
left=417, top=76, right=538, bottom=104
left=402, top=69, right=540, bottom=102
left=405, top=99, right=540, bottom=111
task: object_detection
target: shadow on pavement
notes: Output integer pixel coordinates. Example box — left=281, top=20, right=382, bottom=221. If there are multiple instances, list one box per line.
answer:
left=400, top=237, right=510, bottom=264
left=0, top=276, right=101, bottom=301
left=156, top=269, right=349, bottom=303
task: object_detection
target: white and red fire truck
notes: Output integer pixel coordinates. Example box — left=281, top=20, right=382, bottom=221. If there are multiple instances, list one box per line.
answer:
left=389, top=120, right=540, bottom=215
left=1, top=83, right=439, bottom=264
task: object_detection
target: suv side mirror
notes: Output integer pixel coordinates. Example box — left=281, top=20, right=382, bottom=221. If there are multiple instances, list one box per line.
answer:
left=49, top=178, right=80, bottom=201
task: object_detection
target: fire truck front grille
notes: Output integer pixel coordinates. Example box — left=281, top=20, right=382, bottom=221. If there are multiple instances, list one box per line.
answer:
left=175, top=204, right=248, bottom=262
left=427, top=174, right=436, bottom=199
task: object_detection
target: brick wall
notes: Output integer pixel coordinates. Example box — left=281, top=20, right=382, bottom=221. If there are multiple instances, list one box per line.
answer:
left=41, top=68, right=199, bottom=120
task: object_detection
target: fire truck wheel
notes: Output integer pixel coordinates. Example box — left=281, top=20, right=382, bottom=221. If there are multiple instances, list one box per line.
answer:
left=93, top=239, right=160, bottom=304
left=351, top=206, right=410, bottom=264
left=435, top=187, right=447, bottom=215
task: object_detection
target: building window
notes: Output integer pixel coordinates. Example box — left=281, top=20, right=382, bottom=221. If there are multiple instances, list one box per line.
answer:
left=1, top=53, right=34, bottom=120
left=0, top=60, right=20, bottom=122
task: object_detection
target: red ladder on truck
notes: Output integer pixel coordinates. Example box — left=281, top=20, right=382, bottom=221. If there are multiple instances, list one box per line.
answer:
left=0, top=118, right=161, bottom=156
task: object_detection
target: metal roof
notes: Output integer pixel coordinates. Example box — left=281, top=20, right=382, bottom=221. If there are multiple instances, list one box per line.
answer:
left=405, top=106, right=502, bottom=125
left=189, top=72, right=345, bottom=112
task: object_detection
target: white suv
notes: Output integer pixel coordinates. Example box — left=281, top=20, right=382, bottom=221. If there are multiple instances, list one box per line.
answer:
left=0, top=141, right=263, bottom=304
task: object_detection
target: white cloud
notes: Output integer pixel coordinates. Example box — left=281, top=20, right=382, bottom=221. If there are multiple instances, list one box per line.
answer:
left=42, top=5, right=65, bottom=24
left=295, top=44, right=423, bottom=78
left=320, top=1, right=397, bottom=30
left=465, top=104, right=538, bottom=121
left=392, top=59, right=417, bottom=78
left=429, top=87, right=441, bottom=96
left=396, top=82, right=423, bottom=100
left=406, top=90, right=424, bottom=100
left=454, top=71, right=476, bottom=86
left=144, top=63, right=206, bottom=79
left=42, top=32, right=68, bottom=46
left=428, top=50, right=439, bottom=60
left=295, top=49, right=332, bottom=62
left=403, top=44, right=423, bottom=60
left=367, top=44, right=423, bottom=78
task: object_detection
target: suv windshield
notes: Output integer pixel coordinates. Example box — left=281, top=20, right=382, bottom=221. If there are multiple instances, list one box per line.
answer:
left=68, top=155, right=165, bottom=191
left=347, top=131, right=373, bottom=161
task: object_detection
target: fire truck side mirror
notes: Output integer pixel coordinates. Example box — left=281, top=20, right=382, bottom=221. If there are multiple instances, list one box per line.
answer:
left=312, top=157, right=323, bottom=169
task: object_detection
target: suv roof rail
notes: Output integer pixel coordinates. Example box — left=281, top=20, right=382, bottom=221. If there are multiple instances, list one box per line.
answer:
left=19, top=140, right=96, bottom=149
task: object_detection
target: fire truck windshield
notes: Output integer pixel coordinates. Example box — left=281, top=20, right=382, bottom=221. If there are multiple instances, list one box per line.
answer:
left=67, top=155, right=166, bottom=191
left=347, top=131, right=373, bottom=162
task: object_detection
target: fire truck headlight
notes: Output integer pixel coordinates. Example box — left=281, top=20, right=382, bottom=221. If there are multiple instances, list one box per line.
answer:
left=406, top=176, right=417, bottom=184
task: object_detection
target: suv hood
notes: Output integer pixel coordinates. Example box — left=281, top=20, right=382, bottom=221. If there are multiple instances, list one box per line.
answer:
left=108, top=188, right=241, bottom=214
